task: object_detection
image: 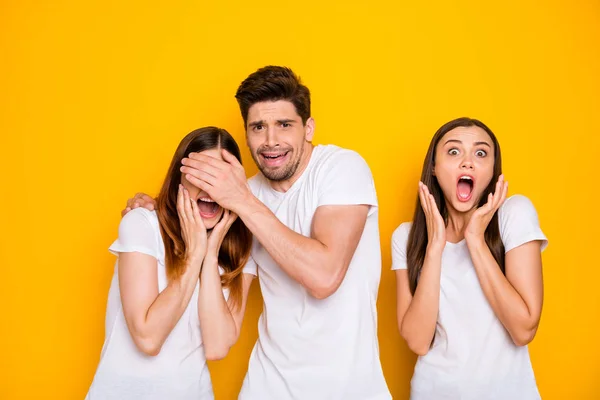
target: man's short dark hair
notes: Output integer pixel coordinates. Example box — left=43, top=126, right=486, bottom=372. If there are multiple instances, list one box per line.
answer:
left=235, top=66, right=311, bottom=126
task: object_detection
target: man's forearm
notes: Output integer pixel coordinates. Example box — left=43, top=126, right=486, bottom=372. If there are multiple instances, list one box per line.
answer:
left=234, top=194, right=338, bottom=298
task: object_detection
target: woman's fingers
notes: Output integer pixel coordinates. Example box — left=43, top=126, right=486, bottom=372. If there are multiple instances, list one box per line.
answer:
left=419, top=182, right=431, bottom=218
left=491, top=175, right=503, bottom=210
left=213, top=209, right=229, bottom=234
left=228, top=210, right=238, bottom=226
left=183, top=186, right=194, bottom=222
left=222, top=209, right=231, bottom=224
left=418, top=182, right=428, bottom=215
left=494, top=180, right=509, bottom=213
left=190, top=194, right=202, bottom=225
left=428, top=193, right=440, bottom=217
left=428, top=193, right=446, bottom=235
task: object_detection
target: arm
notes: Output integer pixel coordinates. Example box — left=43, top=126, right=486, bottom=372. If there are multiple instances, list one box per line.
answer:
left=395, top=183, right=445, bottom=355
left=238, top=199, right=368, bottom=299
left=119, top=253, right=202, bottom=356
left=119, top=185, right=207, bottom=355
left=396, top=250, right=442, bottom=356
left=181, top=149, right=372, bottom=300
left=196, top=210, right=256, bottom=360
left=466, top=238, right=543, bottom=346
left=198, top=268, right=255, bottom=360
left=465, top=178, right=544, bottom=346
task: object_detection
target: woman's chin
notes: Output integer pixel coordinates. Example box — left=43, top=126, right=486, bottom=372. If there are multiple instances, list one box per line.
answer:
left=201, top=210, right=224, bottom=229
left=448, top=195, right=478, bottom=213
left=203, top=221, right=217, bottom=230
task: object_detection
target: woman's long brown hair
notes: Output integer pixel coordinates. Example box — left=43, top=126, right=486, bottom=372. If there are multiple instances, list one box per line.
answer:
left=406, top=117, right=505, bottom=295
left=155, top=127, right=252, bottom=310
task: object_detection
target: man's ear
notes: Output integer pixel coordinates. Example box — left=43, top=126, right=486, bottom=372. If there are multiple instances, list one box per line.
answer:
left=305, top=117, right=315, bottom=142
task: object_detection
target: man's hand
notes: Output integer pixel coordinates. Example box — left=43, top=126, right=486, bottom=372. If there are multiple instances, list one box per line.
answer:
left=122, top=193, right=156, bottom=217
left=180, top=149, right=251, bottom=212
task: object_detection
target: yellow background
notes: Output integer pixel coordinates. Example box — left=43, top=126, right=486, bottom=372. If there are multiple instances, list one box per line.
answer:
left=1, top=1, right=599, bottom=399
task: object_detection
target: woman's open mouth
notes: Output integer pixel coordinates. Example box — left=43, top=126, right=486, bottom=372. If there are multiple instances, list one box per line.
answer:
left=197, top=197, right=221, bottom=218
left=456, top=175, right=474, bottom=202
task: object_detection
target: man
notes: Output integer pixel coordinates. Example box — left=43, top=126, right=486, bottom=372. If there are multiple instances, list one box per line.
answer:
left=125, top=66, right=390, bottom=399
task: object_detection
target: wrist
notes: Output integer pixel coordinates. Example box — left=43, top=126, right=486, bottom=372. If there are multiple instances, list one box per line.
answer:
left=465, top=233, right=486, bottom=248
left=234, top=191, right=260, bottom=218
left=425, top=242, right=445, bottom=258
left=202, top=253, right=219, bottom=266
left=185, top=252, right=205, bottom=270
left=427, top=235, right=446, bottom=251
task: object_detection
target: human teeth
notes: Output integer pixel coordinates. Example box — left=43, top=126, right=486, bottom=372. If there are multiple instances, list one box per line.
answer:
left=459, top=176, right=472, bottom=181
left=199, top=198, right=214, bottom=202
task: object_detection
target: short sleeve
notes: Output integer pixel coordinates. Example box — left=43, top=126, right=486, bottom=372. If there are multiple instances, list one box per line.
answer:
left=242, top=255, right=258, bottom=276
left=109, top=208, right=160, bottom=259
left=391, top=222, right=412, bottom=270
left=317, top=149, right=378, bottom=210
left=241, top=237, right=260, bottom=276
left=499, top=195, right=548, bottom=253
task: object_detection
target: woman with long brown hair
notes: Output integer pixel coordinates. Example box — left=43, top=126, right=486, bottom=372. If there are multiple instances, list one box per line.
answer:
left=392, top=118, right=547, bottom=399
left=86, top=127, right=255, bottom=400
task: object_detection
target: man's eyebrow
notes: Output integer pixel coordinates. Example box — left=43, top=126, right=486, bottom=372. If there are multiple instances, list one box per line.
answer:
left=248, top=120, right=265, bottom=128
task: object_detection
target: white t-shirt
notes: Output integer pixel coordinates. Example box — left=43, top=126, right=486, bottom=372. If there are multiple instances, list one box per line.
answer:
left=391, top=195, right=548, bottom=400
left=86, top=208, right=257, bottom=400
left=239, top=145, right=391, bottom=400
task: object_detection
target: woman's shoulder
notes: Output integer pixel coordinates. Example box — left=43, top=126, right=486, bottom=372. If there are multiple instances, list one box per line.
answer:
left=119, top=208, right=160, bottom=231
left=498, top=194, right=547, bottom=252
left=391, top=222, right=412, bottom=269
left=113, top=208, right=164, bottom=260
left=498, top=194, right=537, bottom=219
left=392, top=222, right=413, bottom=244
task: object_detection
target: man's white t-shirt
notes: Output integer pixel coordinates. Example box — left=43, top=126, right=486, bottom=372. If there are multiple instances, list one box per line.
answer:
left=239, top=145, right=391, bottom=400
left=86, top=208, right=257, bottom=400
left=391, top=195, right=548, bottom=400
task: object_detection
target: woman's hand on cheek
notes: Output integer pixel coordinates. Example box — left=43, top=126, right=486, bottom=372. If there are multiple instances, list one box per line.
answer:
left=177, top=184, right=208, bottom=268
left=465, top=175, right=508, bottom=242
left=206, top=209, right=238, bottom=257
left=419, top=182, right=446, bottom=253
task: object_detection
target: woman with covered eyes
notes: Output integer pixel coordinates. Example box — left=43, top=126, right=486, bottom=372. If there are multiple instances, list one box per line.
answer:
left=86, top=127, right=256, bottom=400
left=392, top=117, right=548, bottom=399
